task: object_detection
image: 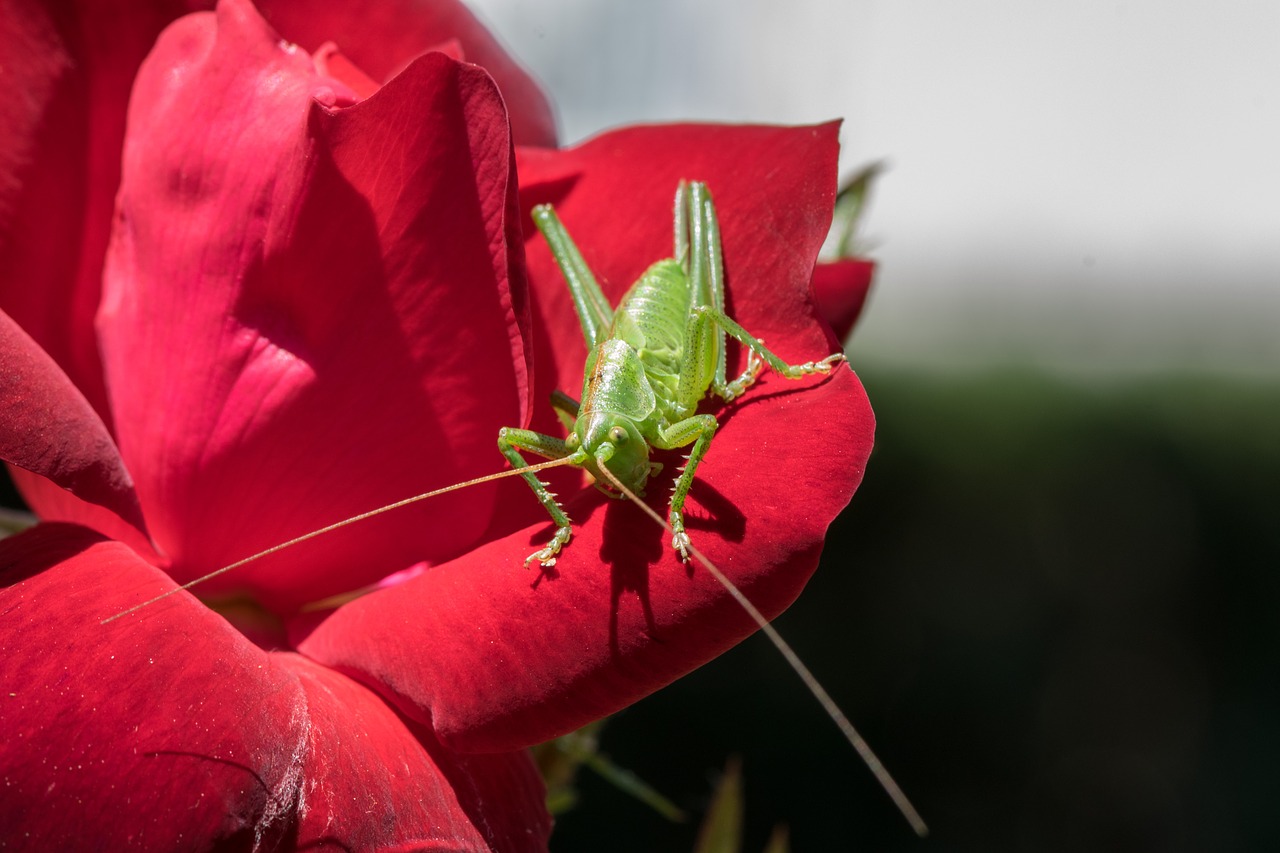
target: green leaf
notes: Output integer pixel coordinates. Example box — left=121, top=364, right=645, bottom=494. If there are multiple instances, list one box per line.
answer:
left=693, top=756, right=744, bottom=853
left=533, top=718, right=687, bottom=821
left=761, top=824, right=790, bottom=853
left=0, top=508, right=37, bottom=539
left=830, top=161, right=885, bottom=259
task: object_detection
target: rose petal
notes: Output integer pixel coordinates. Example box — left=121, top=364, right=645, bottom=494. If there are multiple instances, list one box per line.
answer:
left=812, top=256, right=876, bottom=341
left=7, top=466, right=160, bottom=563
left=0, top=0, right=549, bottom=418
left=0, top=0, right=208, bottom=417
left=298, top=123, right=876, bottom=752
left=0, top=308, right=146, bottom=536
left=99, top=0, right=530, bottom=612
left=0, top=523, right=550, bottom=850
left=284, top=655, right=551, bottom=851
left=257, top=0, right=557, bottom=147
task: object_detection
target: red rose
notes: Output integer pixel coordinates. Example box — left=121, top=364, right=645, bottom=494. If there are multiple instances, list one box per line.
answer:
left=1, top=0, right=872, bottom=848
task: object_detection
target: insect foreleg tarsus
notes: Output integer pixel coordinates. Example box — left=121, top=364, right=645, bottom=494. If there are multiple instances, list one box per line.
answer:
left=496, top=427, right=581, bottom=567
left=662, top=306, right=844, bottom=559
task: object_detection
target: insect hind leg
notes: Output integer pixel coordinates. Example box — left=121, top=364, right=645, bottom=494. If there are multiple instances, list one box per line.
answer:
left=715, top=343, right=765, bottom=402
left=530, top=205, right=613, bottom=350
left=695, top=306, right=846, bottom=402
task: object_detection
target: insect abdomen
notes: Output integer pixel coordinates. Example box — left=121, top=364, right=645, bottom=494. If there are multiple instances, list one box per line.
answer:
left=611, top=260, right=690, bottom=379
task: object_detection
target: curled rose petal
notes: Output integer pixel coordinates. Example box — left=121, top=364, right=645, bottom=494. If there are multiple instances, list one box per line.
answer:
left=297, top=122, right=875, bottom=752
left=257, top=0, right=557, bottom=147
left=0, top=309, right=145, bottom=537
left=0, top=523, right=550, bottom=851
left=0, top=0, right=550, bottom=418
left=95, top=0, right=530, bottom=612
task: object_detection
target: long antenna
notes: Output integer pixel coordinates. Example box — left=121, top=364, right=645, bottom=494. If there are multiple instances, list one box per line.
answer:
left=100, top=456, right=581, bottom=625
left=100, top=446, right=927, bottom=834
left=596, top=460, right=929, bottom=837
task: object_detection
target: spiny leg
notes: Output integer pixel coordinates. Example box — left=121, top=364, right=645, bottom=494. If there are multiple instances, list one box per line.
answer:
left=531, top=205, right=613, bottom=349
left=681, top=182, right=731, bottom=393
left=681, top=181, right=841, bottom=400
left=649, top=414, right=718, bottom=561
left=497, top=427, right=578, bottom=567
left=694, top=305, right=845, bottom=400
left=716, top=343, right=764, bottom=402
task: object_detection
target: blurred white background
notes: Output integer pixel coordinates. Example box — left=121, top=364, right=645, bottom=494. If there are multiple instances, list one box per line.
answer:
left=468, top=0, right=1280, bottom=374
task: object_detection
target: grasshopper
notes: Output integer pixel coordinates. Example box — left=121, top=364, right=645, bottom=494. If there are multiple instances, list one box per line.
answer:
left=499, top=181, right=845, bottom=568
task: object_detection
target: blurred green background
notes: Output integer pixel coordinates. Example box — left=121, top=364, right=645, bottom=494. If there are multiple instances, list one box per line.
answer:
left=547, top=363, right=1279, bottom=851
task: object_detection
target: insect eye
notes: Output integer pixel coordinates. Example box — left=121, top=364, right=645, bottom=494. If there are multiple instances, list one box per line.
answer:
left=565, top=434, right=580, bottom=451
left=608, top=426, right=628, bottom=445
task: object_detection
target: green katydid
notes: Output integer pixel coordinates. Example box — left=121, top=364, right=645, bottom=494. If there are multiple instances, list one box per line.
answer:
left=99, top=181, right=926, bottom=836
left=498, top=180, right=845, bottom=568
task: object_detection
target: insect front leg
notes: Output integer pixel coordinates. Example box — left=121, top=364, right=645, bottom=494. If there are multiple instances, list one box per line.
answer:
left=649, top=414, right=718, bottom=561
left=497, top=427, right=578, bottom=567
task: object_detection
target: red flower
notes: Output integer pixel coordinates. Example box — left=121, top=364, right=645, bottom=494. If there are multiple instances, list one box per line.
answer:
left=1, top=0, right=873, bottom=848
left=813, top=256, right=876, bottom=341
left=0, top=524, right=549, bottom=850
